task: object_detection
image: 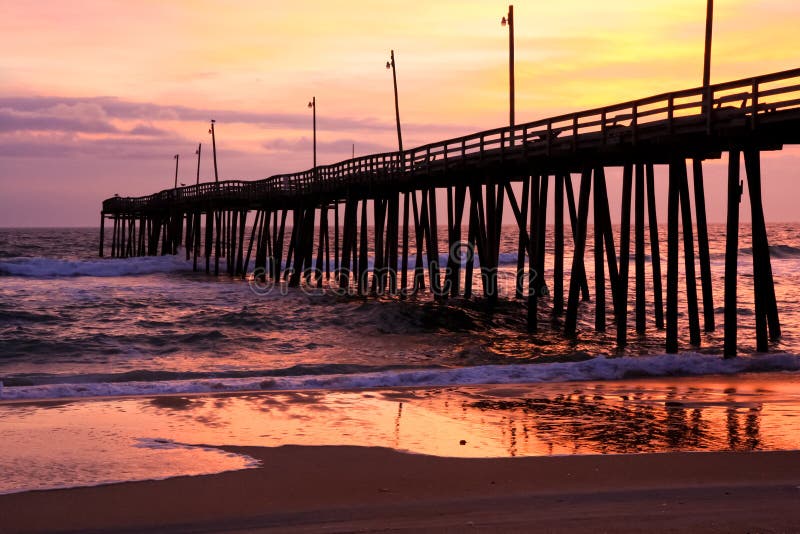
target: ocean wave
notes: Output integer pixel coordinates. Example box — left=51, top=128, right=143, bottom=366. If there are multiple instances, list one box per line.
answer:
left=738, top=244, right=800, bottom=259
left=0, top=249, right=529, bottom=278
left=2, top=353, right=799, bottom=402
left=0, top=255, right=192, bottom=278
left=0, top=363, right=436, bottom=387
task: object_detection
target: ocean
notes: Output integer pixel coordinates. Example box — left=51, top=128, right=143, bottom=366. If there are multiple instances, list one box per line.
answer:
left=2, top=224, right=800, bottom=493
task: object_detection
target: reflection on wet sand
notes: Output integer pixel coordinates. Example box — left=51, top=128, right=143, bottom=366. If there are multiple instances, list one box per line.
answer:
left=131, top=373, right=798, bottom=458
left=2, top=373, right=799, bottom=493
left=466, top=385, right=764, bottom=455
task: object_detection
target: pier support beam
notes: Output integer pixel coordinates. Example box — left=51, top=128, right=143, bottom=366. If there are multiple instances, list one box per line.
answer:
left=553, top=175, right=565, bottom=315
left=693, top=160, right=715, bottom=332
left=565, top=175, right=590, bottom=302
left=744, top=149, right=781, bottom=351
left=634, top=164, right=646, bottom=335
left=565, top=168, right=592, bottom=337
left=677, top=160, right=701, bottom=346
left=99, top=213, right=105, bottom=257
left=666, top=161, right=680, bottom=353
left=593, top=169, right=607, bottom=332
left=646, top=164, right=665, bottom=330
left=528, top=175, right=541, bottom=331
left=724, top=151, right=741, bottom=357
left=616, top=163, right=633, bottom=348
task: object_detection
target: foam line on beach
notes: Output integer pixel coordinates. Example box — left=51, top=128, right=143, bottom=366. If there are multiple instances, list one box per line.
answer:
left=2, top=352, right=799, bottom=401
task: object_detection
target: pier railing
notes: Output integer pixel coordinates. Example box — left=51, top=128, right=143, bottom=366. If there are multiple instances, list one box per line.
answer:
left=103, top=67, right=800, bottom=213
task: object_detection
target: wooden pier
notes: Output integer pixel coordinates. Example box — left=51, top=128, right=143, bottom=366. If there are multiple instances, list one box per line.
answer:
left=100, top=68, right=800, bottom=356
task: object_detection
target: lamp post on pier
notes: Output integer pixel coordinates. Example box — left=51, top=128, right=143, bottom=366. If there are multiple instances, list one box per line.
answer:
left=209, top=119, right=219, bottom=183
left=702, top=0, right=714, bottom=116
left=173, top=154, right=179, bottom=189
left=195, top=143, right=202, bottom=185
left=703, top=0, right=713, bottom=89
left=308, top=97, right=316, bottom=176
left=501, top=5, right=515, bottom=133
left=386, top=50, right=403, bottom=152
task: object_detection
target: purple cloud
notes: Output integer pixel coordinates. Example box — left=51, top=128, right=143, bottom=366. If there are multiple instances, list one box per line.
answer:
left=0, top=109, right=119, bottom=134
left=0, top=95, right=391, bottom=132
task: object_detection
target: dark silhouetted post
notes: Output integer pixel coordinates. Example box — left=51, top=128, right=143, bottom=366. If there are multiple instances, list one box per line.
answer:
left=501, top=5, right=515, bottom=132
left=173, top=154, right=179, bottom=189
left=724, top=151, right=740, bottom=357
left=666, top=161, right=680, bottom=353
left=209, top=120, right=219, bottom=183
left=703, top=0, right=714, bottom=115
left=308, top=97, right=317, bottom=173
left=99, top=213, right=105, bottom=257
left=386, top=50, right=403, bottom=152
left=693, top=159, right=715, bottom=331
left=646, top=164, right=664, bottom=329
left=195, top=143, right=202, bottom=185
left=703, top=0, right=713, bottom=88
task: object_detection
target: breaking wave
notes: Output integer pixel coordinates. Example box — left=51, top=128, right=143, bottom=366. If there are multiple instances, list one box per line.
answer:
left=2, top=352, right=799, bottom=402
left=0, top=255, right=192, bottom=278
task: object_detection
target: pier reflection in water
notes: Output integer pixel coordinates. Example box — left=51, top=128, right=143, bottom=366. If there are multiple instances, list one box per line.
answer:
left=463, top=383, right=765, bottom=455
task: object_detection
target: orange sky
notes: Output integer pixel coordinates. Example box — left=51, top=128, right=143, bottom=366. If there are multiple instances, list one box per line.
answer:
left=1, top=0, right=799, bottom=225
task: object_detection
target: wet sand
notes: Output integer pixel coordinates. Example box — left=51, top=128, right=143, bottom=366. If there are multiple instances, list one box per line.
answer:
left=3, top=446, right=800, bottom=533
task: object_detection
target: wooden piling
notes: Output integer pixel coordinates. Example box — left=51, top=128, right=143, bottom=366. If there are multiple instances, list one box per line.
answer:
left=724, top=151, right=741, bottom=357
left=593, top=168, right=607, bottom=332
left=666, top=161, right=680, bottom=353
left=401, top=192, right=410, bottom=295
left=111, top=216, right=118, bottom=257
left=99, top=213, right=105, bottom=257
left=646, top=164, right=665, bottom=330
left=565, top=169, right=592, bottom=337
left=236, top=211, right=246, bottom=277
left=677, top=160, right=701, bottom=346
left=359, top=199, right=369, bottom=295
left=528, top=175, right=541, bottom=331
left=412, top=190, right=426, bottom=293
left=617, top=164, right=633, bottom=347
left=535, top=176, right=549, bottom=298
left=427, top=187, right=442, bottom=298
left=214, top=212, right=221, bottom=276
left=387, top=194, right=400, bottom=294
left=692, top=160, right=715, bottom=332
left=339, top=198, right=355, bottom=290
left=565, top=175, right=590, bottom=302
left=635, top=163, right=646, bottom=334
left=744, top=149, right=781, bottom=349
left=205, top=211, right=213, bottom=274
left=516, top=178, right=530, bottom=299
left=553, top=175, right=565, bottom=316
left=464, top=189, right=478, bottom=299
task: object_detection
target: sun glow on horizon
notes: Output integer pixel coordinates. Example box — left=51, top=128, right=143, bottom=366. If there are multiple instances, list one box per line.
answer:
left=1, top=0, right=799, bottom=225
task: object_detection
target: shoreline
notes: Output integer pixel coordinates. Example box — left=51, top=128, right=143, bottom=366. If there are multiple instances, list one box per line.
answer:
left=3, top=446, right=800, bottom=532
left=3, top=373, right=800, bottom=497
left=3, top=353, right=800, bottom=404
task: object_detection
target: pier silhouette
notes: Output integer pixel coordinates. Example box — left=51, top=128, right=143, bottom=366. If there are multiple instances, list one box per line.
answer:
left=100, top=68, right=800, bottom=357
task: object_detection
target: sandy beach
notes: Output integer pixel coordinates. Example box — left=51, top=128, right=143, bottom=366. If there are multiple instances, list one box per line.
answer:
left=2, top=446, right=800, bottom=533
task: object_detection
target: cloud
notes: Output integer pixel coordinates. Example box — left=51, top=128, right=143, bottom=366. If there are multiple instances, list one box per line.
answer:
left=0, top=132, right=251, bottom=160
left=128, top=123, right=169, bottom=136
left=0, top=95, right=392, bottom=132
left=0, top=108, right=119, bottom=134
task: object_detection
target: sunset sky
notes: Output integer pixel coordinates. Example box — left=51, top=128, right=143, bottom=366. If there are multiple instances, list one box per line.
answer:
left=1, top=0, right=799, bottom=226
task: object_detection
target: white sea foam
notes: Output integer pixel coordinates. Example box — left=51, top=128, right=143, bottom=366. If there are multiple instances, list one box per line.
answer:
left=2, top=353, right=799, bottom=402
left=0, top=255, right=192, bottom=278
